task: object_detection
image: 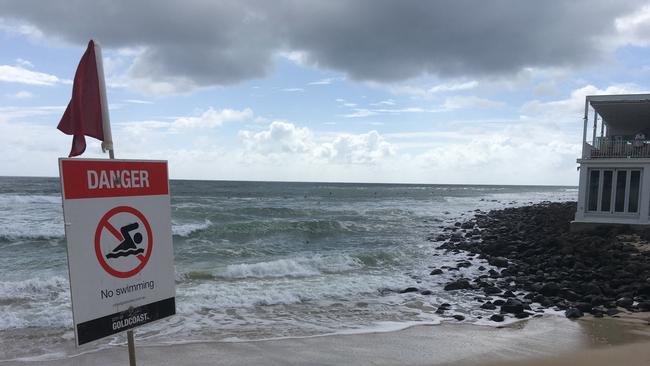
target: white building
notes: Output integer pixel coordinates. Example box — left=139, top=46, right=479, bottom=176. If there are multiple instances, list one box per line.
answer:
left=574, top=94, right=650, bottom=229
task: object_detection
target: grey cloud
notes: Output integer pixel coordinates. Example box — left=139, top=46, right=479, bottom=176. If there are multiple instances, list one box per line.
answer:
left=0, top=0, right=644, bottom=91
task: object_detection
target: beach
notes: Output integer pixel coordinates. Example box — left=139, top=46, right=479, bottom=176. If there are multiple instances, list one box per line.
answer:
left=3, top=315, right=650, bottom=365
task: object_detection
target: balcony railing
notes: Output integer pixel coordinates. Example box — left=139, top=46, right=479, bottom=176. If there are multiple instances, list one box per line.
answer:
left=588, top=137, right=650, bottom=158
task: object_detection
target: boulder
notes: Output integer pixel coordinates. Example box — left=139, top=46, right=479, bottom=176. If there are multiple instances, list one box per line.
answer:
left=500, top=299, right=524, bottom=314
left=400, top=287, right=419, bottom=294
left=490, top=314, right=505, bottom=322
left=444, top=279, right=472, bottom=291
left=565, top=308, right=584, bottom=319
left=489, top=256, right=509, bottom=268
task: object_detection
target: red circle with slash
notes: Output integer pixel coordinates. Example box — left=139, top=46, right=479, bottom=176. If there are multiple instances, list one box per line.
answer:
left=94, top=206, right=153, bottom=278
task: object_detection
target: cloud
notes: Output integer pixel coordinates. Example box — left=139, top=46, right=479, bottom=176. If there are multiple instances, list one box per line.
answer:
left=392, top=80, right=479, bottom=98
left=239, top=120, right=395, bottom=165
left=172, top=107, right=253, bottom=129
left=0, top=1, right=645, bottom=93
left=442, top=96, right=505, bottom=110
left=6, top=90, right=33, bottom=99
left=521, top=84, right=645, bottom=121
left=281, top=87, right=304, bottom=92
left=308, top=78, right=334, bottom=85
left=613, top=4, right=650, bottom=47
left=119, top=107, right=254, bottom=134
left=124, top=99, right=153, bottom=104
left=0, top=64, right=62, bottom=85
left=413, top=123, right=580, bottom=184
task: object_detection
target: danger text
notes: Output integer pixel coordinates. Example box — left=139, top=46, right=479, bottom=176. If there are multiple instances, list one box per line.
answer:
left=87, top=170, right=150, bottom=190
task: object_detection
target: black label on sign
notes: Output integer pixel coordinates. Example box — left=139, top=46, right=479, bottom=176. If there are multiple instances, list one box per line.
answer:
left=76, top=297, right=175, bottom=345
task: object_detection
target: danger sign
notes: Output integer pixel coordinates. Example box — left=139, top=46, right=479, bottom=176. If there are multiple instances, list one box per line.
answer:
left=59, top=158, right=175, bottom=346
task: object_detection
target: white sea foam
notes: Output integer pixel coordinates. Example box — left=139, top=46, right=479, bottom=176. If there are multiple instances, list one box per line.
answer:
left=219, top=255, right=362, bottom=279
left=0, top=194, right=61, bottom=205
left=0, top=276, right=72, bottom=329
left=172, top=219, right=212, bottom=237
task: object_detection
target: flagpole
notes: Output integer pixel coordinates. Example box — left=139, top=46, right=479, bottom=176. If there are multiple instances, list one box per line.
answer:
left=93, top=41, right=115, bottom=159
left=94, top=40, right=135, bottom=366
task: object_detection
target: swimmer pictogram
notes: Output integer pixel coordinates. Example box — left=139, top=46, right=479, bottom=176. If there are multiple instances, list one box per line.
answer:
left=94, top=206, right=153, bottom=278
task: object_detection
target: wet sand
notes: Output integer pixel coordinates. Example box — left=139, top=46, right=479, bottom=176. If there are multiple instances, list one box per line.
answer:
left=3, top=315, right=650, bottom=366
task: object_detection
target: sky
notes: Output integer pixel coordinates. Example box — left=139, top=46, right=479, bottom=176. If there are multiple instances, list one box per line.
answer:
left=1, top=1, right=650, bottom=185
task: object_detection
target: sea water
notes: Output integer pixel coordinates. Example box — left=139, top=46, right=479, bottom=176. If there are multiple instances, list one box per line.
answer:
left=0, top=177, right=577, bottom=360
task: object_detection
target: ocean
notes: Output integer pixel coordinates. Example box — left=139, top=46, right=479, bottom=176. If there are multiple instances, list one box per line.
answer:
left=0, top=177, right=577, bottom=361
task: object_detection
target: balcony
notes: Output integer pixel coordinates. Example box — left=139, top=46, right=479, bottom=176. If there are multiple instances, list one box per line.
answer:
left=587, top=137, right=650, bottom=159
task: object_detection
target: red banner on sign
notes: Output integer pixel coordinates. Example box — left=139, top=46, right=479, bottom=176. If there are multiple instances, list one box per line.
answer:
left=60, top=159, right=169, bottom=199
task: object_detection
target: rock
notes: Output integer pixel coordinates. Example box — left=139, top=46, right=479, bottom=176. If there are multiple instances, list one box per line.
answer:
left=456, top=261, right=472, bottom=268
left=606, top=308, right=620, bottom=316
left=483, top=286, right=501, bottom=295
left=565, top=308, right=584, bottom=319
left=460, top=222, right=474, bottom=229
left=493, top=299, right=506, bottom=306
left=452, top=314, right=465, bottom=321
left=444, top=279, right=472, bottom=291
left=539, top=283, right=561, bottom=297
left=615, top=297, right=634, bottom=308
left=515, top=312, right=531, bottom=319
left=489, top=257, right=509, bottom=268
left=502, top=290, right=516, bottom=298
left=478, top=265, right=486, bottom=271
left=574, top=302, right=593, bottom=313
left=400, top=287, right=419, bottom=294
left=481, top=302, right=497, bottom=310
left=637, top=301, right=650, bottom=311
left=420, top=290, right=433, bottom=295
left=490, top=314, right=505, bottom=322
left=430, top=269, right=444, bottom=275
left=500, top=299, right=524, bottom=314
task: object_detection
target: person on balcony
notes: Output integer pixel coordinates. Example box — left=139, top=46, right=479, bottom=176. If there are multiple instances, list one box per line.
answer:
left=633, top=132, right=646, bottom=148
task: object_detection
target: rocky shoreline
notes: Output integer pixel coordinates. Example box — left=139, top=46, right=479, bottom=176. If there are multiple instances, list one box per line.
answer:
left=428, top=201, right=650, bottom=322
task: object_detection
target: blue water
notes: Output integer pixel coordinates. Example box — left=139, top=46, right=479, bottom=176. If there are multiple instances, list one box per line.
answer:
left=0, top=177, right=576, bottom=360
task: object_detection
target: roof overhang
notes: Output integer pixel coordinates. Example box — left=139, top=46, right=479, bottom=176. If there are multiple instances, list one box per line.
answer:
left=588, top=94, right=650, bottom=131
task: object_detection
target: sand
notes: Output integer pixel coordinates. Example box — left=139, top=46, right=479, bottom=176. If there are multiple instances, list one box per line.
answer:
left=3, top=314, right=650, bottom=366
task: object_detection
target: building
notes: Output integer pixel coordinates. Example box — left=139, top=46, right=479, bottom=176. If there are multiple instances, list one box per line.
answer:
left=573, top=94, right=650, bottom=229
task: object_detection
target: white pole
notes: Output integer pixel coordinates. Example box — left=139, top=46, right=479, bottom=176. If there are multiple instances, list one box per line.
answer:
left=592, top=108, right=598, bottom=145
left=94, top=40, right=133, bottom=365
left=582, top=98, right=589, bottom=158
left=93, top=41, right=115, bottom=159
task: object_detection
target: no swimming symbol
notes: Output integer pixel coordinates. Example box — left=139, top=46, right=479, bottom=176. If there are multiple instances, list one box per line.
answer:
left=94, top=206, right=153, bottom=278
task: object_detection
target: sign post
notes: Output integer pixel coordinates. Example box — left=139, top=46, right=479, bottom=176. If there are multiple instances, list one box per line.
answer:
left=59, top=159, right=176, bottom=359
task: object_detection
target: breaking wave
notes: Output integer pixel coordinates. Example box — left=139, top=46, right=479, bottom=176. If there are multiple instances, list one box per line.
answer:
left=219, top=255, right=363, bottom=279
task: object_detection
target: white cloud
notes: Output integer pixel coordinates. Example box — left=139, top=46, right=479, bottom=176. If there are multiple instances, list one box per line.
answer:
left=613, top=5, right=650, bottom=47
left=0, top=65, right=61, bottom=85
left=442, top=96, right=505, bottom=110
left=343, top=108, right=377, bottom=118
left=308, top=78, right=334, bottom=85
left=124, top=99, right=153, bottom=104
left=6, top=90, right=33, bottom=99
left=371, top=99, right=396, bottom=106
left=392, top=80, right=479, bottom=98
left=0, top=105, right=65, bottom=120
left=409, top=123, right=580, bottom=184
left=281, top=87, right=305, bottom=92
left=239, top=121, right=396, bottom=165
left=521, top=84, right=645, bottom=121
left=172, top=108, right=254, bottom=129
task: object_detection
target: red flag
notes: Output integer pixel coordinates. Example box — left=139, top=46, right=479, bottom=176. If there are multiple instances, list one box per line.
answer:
left=57, top=40, right=104, bottom=157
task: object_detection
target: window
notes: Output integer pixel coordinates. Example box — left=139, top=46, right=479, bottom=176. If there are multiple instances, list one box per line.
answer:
left=614, top=170, right=627, bottom=212
left=629, top=171, right=641, bottom=213
left=586, top=168, right=641, bottom=214
left=588, top=170, right=600, bottom=211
